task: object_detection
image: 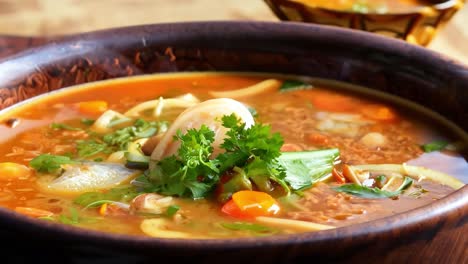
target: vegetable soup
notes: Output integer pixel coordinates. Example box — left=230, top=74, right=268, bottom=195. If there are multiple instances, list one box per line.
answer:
left=0, top=73, right=465, bottom=239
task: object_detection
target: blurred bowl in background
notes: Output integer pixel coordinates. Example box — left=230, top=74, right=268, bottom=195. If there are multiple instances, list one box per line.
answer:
left=264, top=0, right=465, bottom=46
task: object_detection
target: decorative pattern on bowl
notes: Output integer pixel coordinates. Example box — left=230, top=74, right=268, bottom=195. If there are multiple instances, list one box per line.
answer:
left=264, top=0, right=465, bottom=46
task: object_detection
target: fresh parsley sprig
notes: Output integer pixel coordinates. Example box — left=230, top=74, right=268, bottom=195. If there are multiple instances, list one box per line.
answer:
left=144, top=114, right=288, bottom=199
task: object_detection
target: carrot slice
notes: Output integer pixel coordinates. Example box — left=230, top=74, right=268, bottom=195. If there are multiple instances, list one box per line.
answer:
left=221, top=199, right=250, bottom=219
left=78, top=100, right=108, bottom=115
left=222, top=190, right=280, bottom=218
left=361, top=104, right=398, bottom=122
left=332, top=167, right=346, bottom=184
left=297, top=90, right=357, bottom=112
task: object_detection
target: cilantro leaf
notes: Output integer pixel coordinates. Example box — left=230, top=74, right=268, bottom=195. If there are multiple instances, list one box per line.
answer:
left=29, top=154, right=77, bottom=173
left=146, top=125, right=220, bottom=199
left=81, top=118, right=95, bottom=126
left=220, top=222, right=278, bottom=236
left=279, top=80, right=313, bottom=92
left=76, top=140, right=111, bottom=157
left=218, top=114, right=283, bottom=170
left=50, top=123, right=81, bottom=131
left=74, top=185, right=140, bottom=208
left=421, top=140, right=448, bottom=153
left=103, top=118, right=166, bottom=150
left=333, top=184, right=400, bottom=199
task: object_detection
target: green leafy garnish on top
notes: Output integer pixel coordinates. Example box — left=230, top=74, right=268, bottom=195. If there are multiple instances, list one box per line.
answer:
left=29, top=154, right=77, bottom=173
left=220, top=222, right=278, bottom=236
left=103, top=118, right=167, bottom=150
left=143, top=125, right=220, bottom=199
left=421, top=140, right=448, bottom=153
left=279, top=80, right=313, bottom=92
left=74, top=185, right=141, bottom=208
left=139, top=114, right=339, bottom=200
left=333, top=184, right=400, bottom=199
left=333, top=176, right=414, bottom=199
left=50, top=123, right=82, bottom=131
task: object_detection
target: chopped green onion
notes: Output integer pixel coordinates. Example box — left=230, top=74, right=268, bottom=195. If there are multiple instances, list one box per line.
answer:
left=50, top=123, right=81, bottom=131
left=166, top=205, right=180, bottom=217
left=220, top=222, right=277, bottom=235
left=421, top=140, right=449, bottom=153
left=333, top=184, right=400, bottom=199
left=29, top=154, right=77, bottom=173
left=279, top=80, right=313, bottom=92
left=81, top=118, right=95, bottom=126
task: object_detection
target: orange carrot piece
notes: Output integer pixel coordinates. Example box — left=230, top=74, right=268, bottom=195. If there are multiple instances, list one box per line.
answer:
left=99, top=203, right=108, bottom=216
left=223, top=190, right=280, bottom=218
left=78, top=100, right=108, bottom=115
left=15, top=207, right=54, bottom=218
left=361, top=104, right=398, bottom=122
left=221, top=199, right=251, bottom=219
left=307, top=133, right=329, bottom=146
left=280, top=143, right=303, bottom=152
left=332, top=167, right=346, bottom=184
left=297, top=90, right=357, bottom=112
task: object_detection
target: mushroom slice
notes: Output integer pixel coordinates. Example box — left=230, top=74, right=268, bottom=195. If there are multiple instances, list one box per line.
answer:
left=38, top=162, right=139, bottom=194
left=130, top=193, right=174, bottom=215
left=150, top=98, right=254, bottom=162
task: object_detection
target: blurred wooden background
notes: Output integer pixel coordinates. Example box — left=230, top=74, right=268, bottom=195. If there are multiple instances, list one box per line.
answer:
left=0, top=0, right=467, bottom=64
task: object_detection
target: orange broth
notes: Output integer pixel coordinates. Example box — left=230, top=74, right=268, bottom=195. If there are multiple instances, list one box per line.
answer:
left=0, top=72, right=465, bottom=238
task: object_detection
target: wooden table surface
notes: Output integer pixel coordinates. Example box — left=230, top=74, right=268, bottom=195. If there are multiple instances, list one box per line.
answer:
left=0, top=0, right=467, bottom=65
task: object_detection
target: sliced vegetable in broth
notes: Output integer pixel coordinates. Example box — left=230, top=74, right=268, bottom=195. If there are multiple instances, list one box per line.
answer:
left=0, top=72, right=465, bottom=238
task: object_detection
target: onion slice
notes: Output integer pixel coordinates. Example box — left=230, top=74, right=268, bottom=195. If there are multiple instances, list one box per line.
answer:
left=255, top=216, right=335, bottom=231
left=209, top=79, right=282, bottom=99
left=150, top=98, right=254, bottom=163
left=351, top=164, right=464, bottom=190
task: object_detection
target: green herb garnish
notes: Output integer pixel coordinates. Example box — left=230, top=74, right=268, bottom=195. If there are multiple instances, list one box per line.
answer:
left=220, top=222, right=277, bottom=235
left=74, top=186, right=140, bottom=208
left=29, top=154, right=77, bottom=173
left=143, top=114, right=339, bottom=200
left=396, top=176, right=414, bottom=192
left=81, top=118, right=95, bottom=126
left=146, top=125, right=220, bottom=199
left=76, top=140, right=111, bottom=157
left=103, top=118, right=165, bottom=150
left=279, top=80, right=313, bottom=92
left=333, top=184, right=400, bottom=199
left=334, top=174, right=414, bottom=199
left=376, top=175, right=387, bottom=185
left=408, top=185, right=429, bottom=198
left=50, top=123, right=81, bottom=131
left=278, top=149, right=340, bottom=190
left=421, top=140, right=449, bottom=153
left=166, top=205, right=180, bottom=217
left=40, top=207, right=100, bottom=225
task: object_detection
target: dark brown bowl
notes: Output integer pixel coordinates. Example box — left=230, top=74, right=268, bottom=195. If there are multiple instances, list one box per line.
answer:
left=0, top=21, right=466, bottom=264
